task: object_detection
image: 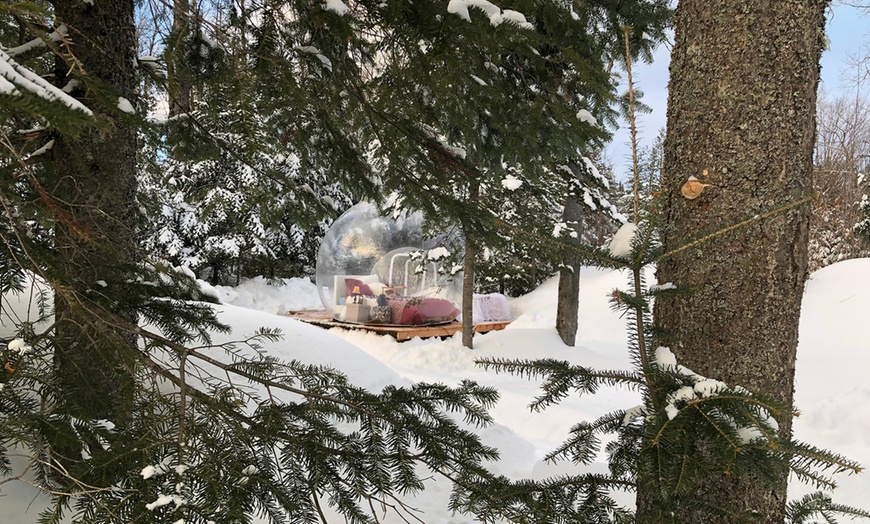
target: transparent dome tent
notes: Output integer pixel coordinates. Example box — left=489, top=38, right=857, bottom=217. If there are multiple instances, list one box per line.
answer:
left=315, top=202, right=463, bottom=313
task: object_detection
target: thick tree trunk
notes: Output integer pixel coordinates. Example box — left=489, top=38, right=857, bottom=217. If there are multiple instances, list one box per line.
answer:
left=51, top=1, right=139, bottom=425
left=637, top=1, right=827, bottom=522
left=556, top=193, right=582, bottom=346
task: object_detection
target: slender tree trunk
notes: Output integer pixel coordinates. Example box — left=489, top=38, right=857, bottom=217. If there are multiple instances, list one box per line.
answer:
left=461, top=180, right=480, bottom=349
left=168, top=0, right=192, bottom=116
left=51, top=1, right=139, bottom=425
left=556, top=191, right=582, bottom=346
left=638, top=1, right=827, bottom=522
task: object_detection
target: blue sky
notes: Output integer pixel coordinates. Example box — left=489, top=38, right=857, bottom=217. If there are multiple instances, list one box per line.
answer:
left=606, top=2, right=869, bottom=181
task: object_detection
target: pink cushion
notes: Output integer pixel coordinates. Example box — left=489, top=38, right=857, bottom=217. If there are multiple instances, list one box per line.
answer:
left=389, top=297, right=409, bottom=323
left=345, top=278, right=374, bottom=297
left=400, top=298, right=459, bottom=325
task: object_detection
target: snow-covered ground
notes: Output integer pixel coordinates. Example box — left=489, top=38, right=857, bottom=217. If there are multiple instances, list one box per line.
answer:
left=4, top=260, right=870, bottom=522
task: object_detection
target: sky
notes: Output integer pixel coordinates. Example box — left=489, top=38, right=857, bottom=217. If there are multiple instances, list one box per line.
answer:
left=607, top=2, right=870, bottom=181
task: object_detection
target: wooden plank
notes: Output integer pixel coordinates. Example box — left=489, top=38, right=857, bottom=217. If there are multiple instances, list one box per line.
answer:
left=286, top=310, right=510, bottom=341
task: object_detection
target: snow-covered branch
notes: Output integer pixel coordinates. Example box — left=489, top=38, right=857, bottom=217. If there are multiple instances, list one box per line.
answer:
left=2, top=24, right=67, bottom=62
left=0, top=46, right=92, bottom=116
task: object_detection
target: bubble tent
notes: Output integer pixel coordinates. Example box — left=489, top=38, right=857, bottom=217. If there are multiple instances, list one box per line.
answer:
left=315, top=202, right=464, bottom=314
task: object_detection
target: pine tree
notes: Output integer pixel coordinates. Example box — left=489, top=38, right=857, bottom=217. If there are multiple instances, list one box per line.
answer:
left=0, top=1, right=664, bottom=522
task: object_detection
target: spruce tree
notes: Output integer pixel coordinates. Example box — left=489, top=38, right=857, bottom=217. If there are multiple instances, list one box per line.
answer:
left=645, top=0, right=830, bottom=520
left=0, top=3, right=498, bottom=522
left=0, top=1, right=665, bottom=522
left=463, top=207, right=868, bottom=524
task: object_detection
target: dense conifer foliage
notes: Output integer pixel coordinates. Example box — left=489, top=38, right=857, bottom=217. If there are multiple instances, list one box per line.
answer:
left=0, top=1, right=674, bottom=522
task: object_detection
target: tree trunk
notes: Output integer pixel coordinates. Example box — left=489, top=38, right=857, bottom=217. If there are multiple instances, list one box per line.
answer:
left=638, top=1, right=827, bottom=522
left=51, top=0, right=139, bottom=425
left=556, top=192, right=583, bottom=346
left=168, top=0, right=192, bottom=116
left=461, top=180, right=480, bottom=349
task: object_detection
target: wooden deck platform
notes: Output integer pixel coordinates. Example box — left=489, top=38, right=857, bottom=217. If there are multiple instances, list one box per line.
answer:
left=286, top=310, right=510, bottom=341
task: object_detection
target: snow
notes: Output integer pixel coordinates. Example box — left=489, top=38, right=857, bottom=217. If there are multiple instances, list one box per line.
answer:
left=501, top=174, right=523, bottom=190
left=323, top=0, right=350, bottom=15
left=448, top=0, right=499, bottom=23
left=576, top=108, right=598, bottom=126
left=298, top=45, right=333, bottom=71
left=117, top=97, right=135, bottom=114
left=23, top=135, right=54, bottom=160
left=145, top=494, right=185, bottom=511
left=4, top=260, right=870, bottom=521
left=427, top=246, right=451, bottom=260
left=3, top=25, right=67, bottom=58
left=607, top=222, right=638, bottom=258
left=0, top=47, right=92, bottom=115
left=692, top=378, right=727, bottom=398
left=500, top=10, right=533, bottom=29
left=581, top=155, right=609, bottom=189
left=7, top=338, right=32, bottom=355
left=140, top=465, right=160, bottom=480
left=205, top=276, right=323, bottom=315
left=649, top=282, right=676, bottom=292
left=447, top=0, right=533, bottom=30
left=420, top=124, right=467, bottom=159
left=654, top=345, right=677, bottom=371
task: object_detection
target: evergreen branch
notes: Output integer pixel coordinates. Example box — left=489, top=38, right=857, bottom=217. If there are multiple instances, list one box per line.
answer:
left=686, top=394, right=789, bottom=419
left=782, top=441, right=864, bottom=477
left=4, top=23, right=67, bottom=63
left=659, top=193, right=816, bottom=261
left=0, top=452, right=133, bottom=498
left=787, top=491, right=870, bottom=524
left=476, top=357, right=644, bottom=385
left=674, top=453, right=689, bottom=495
left=490, top=217, right=629, bottom=269
left=789, top=463, right=838, bottom=491
left=130, top=324, right=371, bottom=413
left=631, top=267, right=657, bottom=407
left=475, top=358, right=643, bottom=412
left=543, top=422, right=600, bottom=465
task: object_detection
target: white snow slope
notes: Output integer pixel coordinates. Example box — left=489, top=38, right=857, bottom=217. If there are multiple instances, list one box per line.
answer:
left=3, top=260, right=869, bottom=522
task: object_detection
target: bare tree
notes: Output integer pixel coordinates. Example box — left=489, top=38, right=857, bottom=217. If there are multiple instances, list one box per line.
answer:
left=811, top=86, right=870, bottom=269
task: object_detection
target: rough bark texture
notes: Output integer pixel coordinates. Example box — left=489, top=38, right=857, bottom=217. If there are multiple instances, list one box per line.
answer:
left=52, top=0, right=138, bottom=424
left=556, top=193, right=582, bottom=346
left=637, top=1, right=828, bottom=522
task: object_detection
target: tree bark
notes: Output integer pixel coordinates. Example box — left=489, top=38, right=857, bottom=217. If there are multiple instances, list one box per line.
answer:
left=556, top=191, right=583, bottom=346
left=461, top=180, right=480, bottom=349
left=168, top=0, right=193, bottom=116
left=51, top=0, right=139, bottom=425
left=637, top=1, right=828, bottom=522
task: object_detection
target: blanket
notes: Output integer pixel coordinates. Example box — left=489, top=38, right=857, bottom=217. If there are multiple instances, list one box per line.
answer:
left=387, top=296, right=460, bottom=326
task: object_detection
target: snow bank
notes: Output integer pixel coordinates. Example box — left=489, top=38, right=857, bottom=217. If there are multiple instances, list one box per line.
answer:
left=206, top=276, right=323, bottom=315
left=4, top=259, right=870, bottom=522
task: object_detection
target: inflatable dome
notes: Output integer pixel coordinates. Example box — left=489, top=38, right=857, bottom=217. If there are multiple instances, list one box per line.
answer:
left=315, top=202, right=463, bottom=312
